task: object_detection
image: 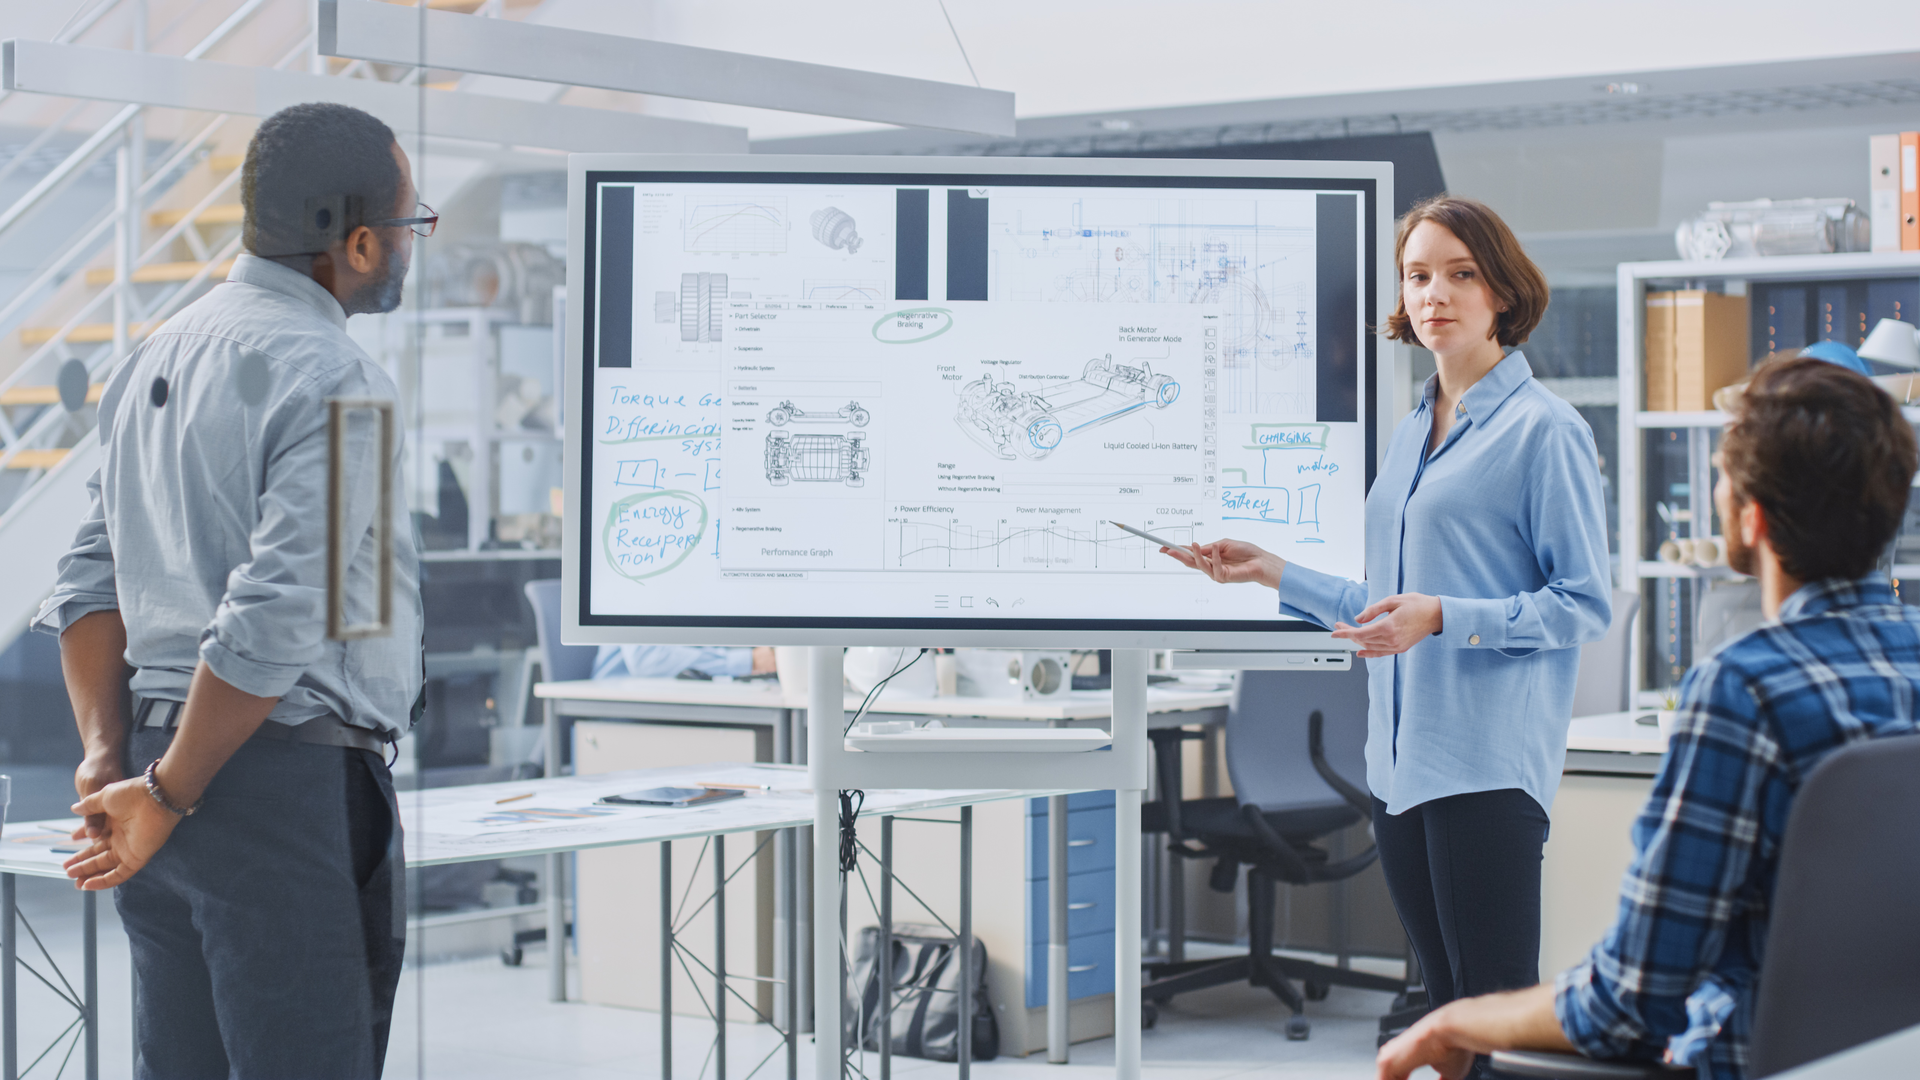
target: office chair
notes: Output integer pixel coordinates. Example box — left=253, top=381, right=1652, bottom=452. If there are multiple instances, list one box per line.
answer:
left=1488, top=731, right=1920, bottom=1079
left=1570, top=590, right=1640, bottom=717
left=524, top=578, right=599, bottom=684
left=1141, top=664, right=1407, bottom=1040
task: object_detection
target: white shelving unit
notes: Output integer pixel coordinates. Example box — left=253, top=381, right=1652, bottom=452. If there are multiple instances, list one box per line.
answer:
left=1616, top=251, right=1920, bottom=703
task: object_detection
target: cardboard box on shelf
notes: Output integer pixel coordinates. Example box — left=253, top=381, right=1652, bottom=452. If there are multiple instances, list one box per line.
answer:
left=1645, top=290, right=1750, bottom=412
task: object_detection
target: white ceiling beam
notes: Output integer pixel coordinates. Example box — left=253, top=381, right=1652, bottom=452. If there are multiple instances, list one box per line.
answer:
left=318, top=0, right=1016, bottom=137
left=0, top=40, right=747, bottom=155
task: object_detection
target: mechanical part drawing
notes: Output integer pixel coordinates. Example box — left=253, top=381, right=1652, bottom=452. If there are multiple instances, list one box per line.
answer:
left=809, top=207, right=863, bottom=254
left=767, top=400, right=871, bottom=427
left=954, top=355, right=1179, bottom=461
left=654, top=272, right=728, bottom=342
left=765, top=431, right=869, bottom=487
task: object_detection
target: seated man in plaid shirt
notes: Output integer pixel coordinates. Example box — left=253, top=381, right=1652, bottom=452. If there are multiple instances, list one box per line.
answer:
left=1378, top=356, right=1920, bottom=1080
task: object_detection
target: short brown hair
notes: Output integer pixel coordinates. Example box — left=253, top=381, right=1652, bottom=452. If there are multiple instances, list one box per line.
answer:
left=1385, top=195, right=1548, bottom=348
left=1720, top=356, right=1917, bottom=581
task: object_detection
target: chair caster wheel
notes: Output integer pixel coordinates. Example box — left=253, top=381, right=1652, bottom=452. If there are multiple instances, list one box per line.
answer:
left=1305, top=980, right=1330, bottom=1001
left=1141, top=1002, right=1159, bottom=1029
left=1286, top=1015, right=1311, bottom=1041
left=501, top=947, right=523, bottom=967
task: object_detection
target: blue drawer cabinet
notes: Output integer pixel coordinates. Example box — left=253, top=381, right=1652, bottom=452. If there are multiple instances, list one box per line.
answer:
left=1026, top=930, right=1117, bottom=1006
left=1025, top=806, right=1116, bottom=879
left=1027, top=869, right=1116, bottom=940
left=1025, top=793, right=1119, bottom=1008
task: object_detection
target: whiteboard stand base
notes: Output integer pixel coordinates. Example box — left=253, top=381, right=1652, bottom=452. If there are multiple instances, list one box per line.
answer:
left=809, top=645, right=1149, bottom=1080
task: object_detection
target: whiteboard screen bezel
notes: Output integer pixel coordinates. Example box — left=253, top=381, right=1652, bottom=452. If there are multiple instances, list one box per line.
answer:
left=562, top=154, right=1393, bottom=649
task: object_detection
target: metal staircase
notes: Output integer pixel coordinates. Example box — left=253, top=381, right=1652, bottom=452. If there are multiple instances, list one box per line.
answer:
left=0, top=0, right=399, bottom=647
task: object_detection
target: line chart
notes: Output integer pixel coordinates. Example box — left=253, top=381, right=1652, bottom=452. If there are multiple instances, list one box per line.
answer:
left=893, top=517, right=1196, bottom=571
left=685, top=197, right=787, bottom=253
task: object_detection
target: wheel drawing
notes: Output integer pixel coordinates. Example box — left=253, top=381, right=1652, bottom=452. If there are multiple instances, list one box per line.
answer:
left=677, top=272, right=728, bottom=342
left=1150, top=374, right=1180, bottom=407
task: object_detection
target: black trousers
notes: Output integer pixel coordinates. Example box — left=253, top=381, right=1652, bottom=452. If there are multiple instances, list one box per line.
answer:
left=121, top=729, right=405, bottom=1079
left=1373, top=788, right=1551, bottom=1009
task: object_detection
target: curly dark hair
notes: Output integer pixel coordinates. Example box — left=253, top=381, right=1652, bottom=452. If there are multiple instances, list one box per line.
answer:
left=242, top=103, right=401, bottom=259
left=1385, top=195, right=1549, bottom=348
left=1719, top=356, right=1918, bottom=581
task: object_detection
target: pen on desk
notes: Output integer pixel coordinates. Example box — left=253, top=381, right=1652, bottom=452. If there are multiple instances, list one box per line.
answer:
left=494, top=792, right=535, bottom=804
left=696, top=781, right=771, bottom=791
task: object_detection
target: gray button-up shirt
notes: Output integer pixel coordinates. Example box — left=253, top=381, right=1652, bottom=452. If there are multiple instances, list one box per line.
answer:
left=34, top=254, right=421, bottom=737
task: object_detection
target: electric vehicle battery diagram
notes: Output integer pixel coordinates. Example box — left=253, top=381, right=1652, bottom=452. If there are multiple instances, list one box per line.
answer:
left=955, top=355, right=1180, bottom=461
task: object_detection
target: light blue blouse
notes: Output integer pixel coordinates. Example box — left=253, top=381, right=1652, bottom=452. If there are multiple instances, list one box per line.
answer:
left=1278, top=350, right=1612, bottom=815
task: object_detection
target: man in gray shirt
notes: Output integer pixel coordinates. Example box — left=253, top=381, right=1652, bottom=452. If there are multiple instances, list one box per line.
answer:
left=34, top=102, right=425, bottom=1076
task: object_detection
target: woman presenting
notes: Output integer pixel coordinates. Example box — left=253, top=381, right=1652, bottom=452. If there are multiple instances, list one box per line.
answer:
left=1167, top=195, right=1611, bottom=1027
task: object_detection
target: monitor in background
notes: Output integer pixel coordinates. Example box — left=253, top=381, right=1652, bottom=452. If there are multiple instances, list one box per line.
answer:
left=563, top=156, right=1392, bottom=648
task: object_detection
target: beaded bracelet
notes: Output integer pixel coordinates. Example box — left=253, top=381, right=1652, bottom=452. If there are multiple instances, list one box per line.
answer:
left=144, top=760, right=201, bottom=818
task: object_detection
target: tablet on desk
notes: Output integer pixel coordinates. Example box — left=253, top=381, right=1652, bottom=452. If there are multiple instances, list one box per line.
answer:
left=597, top=786, right=747, bottom=808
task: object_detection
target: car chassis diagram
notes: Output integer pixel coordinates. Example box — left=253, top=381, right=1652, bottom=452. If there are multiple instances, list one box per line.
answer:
left=954, top=355, right=1181, bottom=461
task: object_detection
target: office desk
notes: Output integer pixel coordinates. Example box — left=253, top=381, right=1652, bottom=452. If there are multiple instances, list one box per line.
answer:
left=533, top=676, right=1234, bottom=1057
left=1541, top=711, right=1669, bottom=976
left=1, top=762, right=1069, bottom=1080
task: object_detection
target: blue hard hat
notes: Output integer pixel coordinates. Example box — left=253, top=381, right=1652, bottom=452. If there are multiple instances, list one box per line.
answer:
left=1798, top=340, right=1873, bottom=376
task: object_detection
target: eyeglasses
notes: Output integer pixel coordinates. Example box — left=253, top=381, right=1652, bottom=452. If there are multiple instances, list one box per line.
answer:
left=370, top=202, right=437, bottom=238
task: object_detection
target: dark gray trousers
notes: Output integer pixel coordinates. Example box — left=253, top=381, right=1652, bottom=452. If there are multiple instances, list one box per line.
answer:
left=121, top=730, right=405, bottom=1079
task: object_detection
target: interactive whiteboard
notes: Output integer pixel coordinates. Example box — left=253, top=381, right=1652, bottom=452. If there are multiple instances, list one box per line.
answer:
left=563, top=155, right=1392, bottom=648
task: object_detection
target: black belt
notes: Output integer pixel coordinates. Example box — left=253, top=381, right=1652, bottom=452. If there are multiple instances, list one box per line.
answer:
left=134, top=697, right=393, bottom=755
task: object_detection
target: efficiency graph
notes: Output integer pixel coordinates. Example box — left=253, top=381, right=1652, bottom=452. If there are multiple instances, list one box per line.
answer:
left=685, top=197, right=787, bottom=253
left=893, top=517, right=1197, bottom=570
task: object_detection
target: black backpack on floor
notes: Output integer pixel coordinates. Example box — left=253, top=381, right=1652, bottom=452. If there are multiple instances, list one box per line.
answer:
left=847, top=923, right=999, bottom=1062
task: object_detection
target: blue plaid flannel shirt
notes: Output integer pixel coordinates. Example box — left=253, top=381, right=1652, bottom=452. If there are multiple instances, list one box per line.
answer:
left=1554, top=575, right=1920, bottom=1079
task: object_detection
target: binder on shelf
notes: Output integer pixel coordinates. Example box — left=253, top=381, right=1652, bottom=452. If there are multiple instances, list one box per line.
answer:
left=1903, top=131, right=1919, bottom=252
left=1645, top=291, right=1749, bottom=412
left=1870, top=134, right=1900, bottom=253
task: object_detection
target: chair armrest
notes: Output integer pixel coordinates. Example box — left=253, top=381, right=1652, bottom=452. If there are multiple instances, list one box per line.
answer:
left=1308, top=710, right=1374, bottom=820
left=1488, top=1050, right=1693, bottom=1079
left=1146, top=727, right=1205, bottom=840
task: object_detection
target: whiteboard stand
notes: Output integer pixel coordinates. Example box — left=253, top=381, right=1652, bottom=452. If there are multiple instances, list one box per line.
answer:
left=809, top=646, right=1151, bottom=1080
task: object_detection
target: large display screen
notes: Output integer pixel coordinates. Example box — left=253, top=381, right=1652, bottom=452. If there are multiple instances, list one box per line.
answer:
left=564, top=156, right=1389, bottom=647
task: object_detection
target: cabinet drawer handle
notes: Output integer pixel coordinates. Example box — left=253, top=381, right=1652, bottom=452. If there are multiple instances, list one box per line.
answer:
left=1067, top=901, right=1097, bottom=911
left=1067, top=838, right=1096, bottom=847
left=1068, top=964, right=1099, bottom=973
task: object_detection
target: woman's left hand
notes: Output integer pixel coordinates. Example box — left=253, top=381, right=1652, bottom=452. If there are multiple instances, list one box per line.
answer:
left=1332, top=593, right=1443, bottom=658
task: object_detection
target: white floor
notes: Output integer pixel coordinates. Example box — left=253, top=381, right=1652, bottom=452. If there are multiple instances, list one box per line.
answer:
left=7, top=874, right=1400, bottom=1080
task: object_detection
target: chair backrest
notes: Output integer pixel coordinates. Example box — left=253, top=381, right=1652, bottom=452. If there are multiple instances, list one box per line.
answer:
left=522, top=578, right=599, bottom=684
left=1749, top=732, right=1920, bottom=1078
left=1571, top=589, right=1641, bottom=717
left=1225, top=663, right=1369, bottom=814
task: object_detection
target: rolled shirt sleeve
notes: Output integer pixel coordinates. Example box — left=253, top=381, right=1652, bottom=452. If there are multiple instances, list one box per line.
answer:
left=1436, top=419, right=1612, bottom=655
left=198, top=368, right=385, bottom=699
left=32, top=462, right=120, bottom=636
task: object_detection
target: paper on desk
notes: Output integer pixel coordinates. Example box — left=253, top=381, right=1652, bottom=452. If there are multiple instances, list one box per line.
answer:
left=0, top=818, right=86, bottom=872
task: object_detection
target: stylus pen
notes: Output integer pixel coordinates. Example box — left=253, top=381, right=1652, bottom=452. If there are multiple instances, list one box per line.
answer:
left=1109, top=520, right=1193, bottom=553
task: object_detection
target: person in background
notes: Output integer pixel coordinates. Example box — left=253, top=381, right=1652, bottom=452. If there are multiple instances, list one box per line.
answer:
left=1166, top=195, right=1612, bottom=1074
left=593, top=644, right=776, bottom=680
left=1377, top=357, right=1920, bottom=1080
left=36, top=102, right=429, bottom=1076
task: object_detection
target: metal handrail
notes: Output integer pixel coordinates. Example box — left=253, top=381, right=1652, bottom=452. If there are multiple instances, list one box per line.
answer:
left=0, top=0, right=125, bottom=112
left=0, top=0, right=269, bottom=244
left=0, top=231, right=242, bottom=472
left=0, top=163, right=244, bottom=407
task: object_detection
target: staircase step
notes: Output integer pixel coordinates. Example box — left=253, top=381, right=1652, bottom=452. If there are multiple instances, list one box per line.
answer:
left=1, top=384, right=104, bottom=407
left=209, top=153, right=242, bottom=172
left=84, top=259, right=235, bottom=286
left=148, top=204, right=243, bottom=228
left=6, top=449, right=69, bottom=470
left=20, top=323, right=156, bottom=346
